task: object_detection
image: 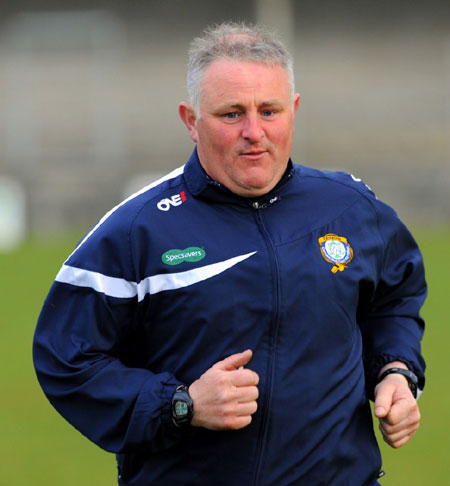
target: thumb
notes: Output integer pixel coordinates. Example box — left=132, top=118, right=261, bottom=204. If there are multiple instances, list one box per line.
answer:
left=213, top=349, right=253, bottom=371
left=374, top=383, right=394, bottom=418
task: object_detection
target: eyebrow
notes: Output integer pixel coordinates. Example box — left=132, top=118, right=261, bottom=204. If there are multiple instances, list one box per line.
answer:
left=215, top=99, right=285, bottom=112
left=260, top=99, right=285, bottom=107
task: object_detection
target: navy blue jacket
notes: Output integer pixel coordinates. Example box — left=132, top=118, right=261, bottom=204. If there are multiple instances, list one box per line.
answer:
left=33, top=150, right=426, bottom=485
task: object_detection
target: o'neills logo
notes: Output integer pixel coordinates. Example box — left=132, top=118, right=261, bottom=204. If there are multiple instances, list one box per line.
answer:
left=162, top=247, right=206, bottom=266
left=157, top=191, right=187, bottom=211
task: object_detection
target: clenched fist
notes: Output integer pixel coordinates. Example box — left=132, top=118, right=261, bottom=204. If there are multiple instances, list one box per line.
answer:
left=374, top=362, right=421, bottom=448
left=188, top=349, right=259, bottom=430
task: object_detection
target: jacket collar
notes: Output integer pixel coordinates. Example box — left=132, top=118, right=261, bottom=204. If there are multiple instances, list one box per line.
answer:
left=184, top=148, right=295, bottom=206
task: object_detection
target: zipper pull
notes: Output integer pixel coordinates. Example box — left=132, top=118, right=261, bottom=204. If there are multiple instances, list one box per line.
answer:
left=252, top=201, right=268, bottom=209
left=252, top=196, right=280, bottom=210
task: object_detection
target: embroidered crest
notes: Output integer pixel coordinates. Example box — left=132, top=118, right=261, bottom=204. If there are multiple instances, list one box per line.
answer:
left=318, top=234, right=353, bottom=273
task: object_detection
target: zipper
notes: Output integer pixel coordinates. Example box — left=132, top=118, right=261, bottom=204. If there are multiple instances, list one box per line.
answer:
left=252, top=204, right=282, bottom=486
left=252, top=196, right=281, bottom=210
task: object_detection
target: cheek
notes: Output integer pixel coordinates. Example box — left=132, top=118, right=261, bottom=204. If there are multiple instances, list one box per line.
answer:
left=208, top=127, right=238, bottom=154
left=271, top=124, right=294, bottom=152
left=272, top=123, right=292, bottom=142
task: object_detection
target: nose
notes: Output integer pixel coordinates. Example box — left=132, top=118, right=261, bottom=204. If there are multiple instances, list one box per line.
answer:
left=241, top=113, right=264, bottom=143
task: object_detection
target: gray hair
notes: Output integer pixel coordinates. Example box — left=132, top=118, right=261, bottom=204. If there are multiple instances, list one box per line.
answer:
left=187, top=21, right=295, bottom=116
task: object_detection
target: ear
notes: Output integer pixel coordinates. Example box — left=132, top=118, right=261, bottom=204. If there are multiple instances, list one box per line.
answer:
left=293, top=93, right=300, bottom=115
left=179, top=102, right=199, bottom=143
left=291, top=93, right=301, bottom=132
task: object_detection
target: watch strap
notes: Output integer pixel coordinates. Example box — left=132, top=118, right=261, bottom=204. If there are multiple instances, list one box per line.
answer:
left=377, top=368, right=418, bottom=398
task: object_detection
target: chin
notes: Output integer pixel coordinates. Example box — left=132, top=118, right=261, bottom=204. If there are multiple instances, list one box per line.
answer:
left=237, top=181, right=274, bottom=197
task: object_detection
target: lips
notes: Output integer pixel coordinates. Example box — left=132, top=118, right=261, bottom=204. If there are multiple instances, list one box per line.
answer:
left=239, top=149, right=268, bottom=160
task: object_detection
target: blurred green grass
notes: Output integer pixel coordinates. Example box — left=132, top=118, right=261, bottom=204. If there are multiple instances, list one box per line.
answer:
left=0, top=228, right=448, bottom=485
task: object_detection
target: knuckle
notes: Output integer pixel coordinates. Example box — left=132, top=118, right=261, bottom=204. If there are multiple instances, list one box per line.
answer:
left=223, top=416, right=234, bottom=428
left=216, top=388, right=227, bottom=402
left=222, top=403, right=235, bottom=418
left=222, top=411, right=236, bottom=429
left=217, top=386, right=233, bottom=403
left=217, top=373, right=230, bottom=387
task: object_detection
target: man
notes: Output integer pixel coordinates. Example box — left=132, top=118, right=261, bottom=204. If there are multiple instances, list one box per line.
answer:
left=33, top=22, right=426, bottom=485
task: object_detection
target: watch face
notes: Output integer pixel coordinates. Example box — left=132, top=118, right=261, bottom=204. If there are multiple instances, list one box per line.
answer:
left=174, top=400, right=188, bottom=418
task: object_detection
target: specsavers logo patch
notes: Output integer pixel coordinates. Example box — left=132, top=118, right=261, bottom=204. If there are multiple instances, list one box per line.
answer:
left=162, top=247, right=206, bottom=266
left=318, top=234, right=353, bottom=273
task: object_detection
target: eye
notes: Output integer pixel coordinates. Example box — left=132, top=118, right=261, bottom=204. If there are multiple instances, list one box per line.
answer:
left=261, top=109, right=276, bottom=117
left=224, top=112, right=240, bottom=119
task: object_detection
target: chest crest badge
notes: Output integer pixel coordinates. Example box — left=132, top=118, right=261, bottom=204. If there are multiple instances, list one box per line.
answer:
left=318, top=234, right=354, bottom=273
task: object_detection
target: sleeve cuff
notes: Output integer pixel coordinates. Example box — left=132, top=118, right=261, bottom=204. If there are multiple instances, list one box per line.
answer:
left=365, top=353, right=424, bottom=401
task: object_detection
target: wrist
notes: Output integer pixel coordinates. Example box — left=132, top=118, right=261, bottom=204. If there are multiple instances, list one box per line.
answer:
left=377, top=361, right=408, bottom=379
left=377, top=367, right=418, bottom=398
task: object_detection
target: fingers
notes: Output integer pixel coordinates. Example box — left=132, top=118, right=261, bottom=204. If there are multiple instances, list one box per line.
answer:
left=231, top=368, right=259, bottom=387
left=212, top=374, right=259, bottom=405
left=374, top=374, right=414, bottom=423
left=189, top=350, right=259, bottom=431
left=212, top=350, right=258, bottom=387
left=379, top=415, right=420, bottom=448
left=213, top=349, right=253, bottom=371
left=378, top=406, right=420, bottom=436
left=213, top=395, right=259, bottom=430
left=374, top=383, right=395, bottom=419
left=236, top=384, right=259, bottom=403
left=212, top=349, right=259, bottom=387
left=234, top=397, right=259, bottom=416
left=223, top=414, right=253, bottom=430
left=374, top=374, right=421, bottom=448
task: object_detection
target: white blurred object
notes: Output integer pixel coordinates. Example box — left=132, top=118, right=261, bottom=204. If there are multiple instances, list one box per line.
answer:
left=0, top=176, right=26, bottom=251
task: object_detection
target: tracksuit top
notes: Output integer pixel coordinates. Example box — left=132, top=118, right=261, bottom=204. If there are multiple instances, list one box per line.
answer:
left=33, top=149, right=426, bottom=485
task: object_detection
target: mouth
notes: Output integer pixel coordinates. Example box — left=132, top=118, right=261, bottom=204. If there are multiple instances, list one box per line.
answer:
left=239, top=150, right=268, bottom=160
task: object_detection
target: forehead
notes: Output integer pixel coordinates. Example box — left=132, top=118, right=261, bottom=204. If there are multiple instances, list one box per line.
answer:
left=200, top=59, right=291, bottom=107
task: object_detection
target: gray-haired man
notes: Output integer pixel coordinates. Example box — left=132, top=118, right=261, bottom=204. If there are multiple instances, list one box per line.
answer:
left=34, top=22, right=426, bottom=485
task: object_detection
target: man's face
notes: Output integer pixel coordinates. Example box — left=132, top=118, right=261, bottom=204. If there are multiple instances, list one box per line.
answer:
left=180, top=59, right=300, bottom=198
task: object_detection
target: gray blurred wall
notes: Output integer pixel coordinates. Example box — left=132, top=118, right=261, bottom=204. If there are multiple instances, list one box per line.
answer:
left=0, top=0, right=449, bottom=235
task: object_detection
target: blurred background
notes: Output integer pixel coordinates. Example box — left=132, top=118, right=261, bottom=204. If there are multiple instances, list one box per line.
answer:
left=1, top=0, right=449, bottom=484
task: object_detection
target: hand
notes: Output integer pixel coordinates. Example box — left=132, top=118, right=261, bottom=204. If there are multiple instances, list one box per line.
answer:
left=374, top=368, right=421, bottom=448
left=188, top=349, right=259, bottom=430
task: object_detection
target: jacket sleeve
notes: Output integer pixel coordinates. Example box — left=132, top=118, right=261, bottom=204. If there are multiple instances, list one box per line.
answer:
left=358, top=196, right=427, bottom=400
left=33, top=214, right=186, bottom=454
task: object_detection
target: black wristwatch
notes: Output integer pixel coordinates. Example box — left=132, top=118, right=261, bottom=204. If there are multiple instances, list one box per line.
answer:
left=171, top=385, right=194, bottom=428
left=377, top=368, right=418, bottom=398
